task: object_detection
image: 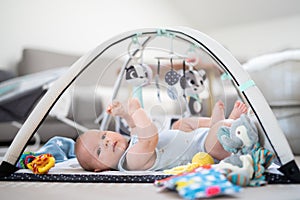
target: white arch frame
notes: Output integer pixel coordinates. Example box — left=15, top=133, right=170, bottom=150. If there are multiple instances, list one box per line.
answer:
left=0, top=27, right=299, bottom=181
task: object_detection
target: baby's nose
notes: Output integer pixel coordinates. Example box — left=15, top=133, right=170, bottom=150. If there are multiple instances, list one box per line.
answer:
left=104, top=139, right=111, bottom=147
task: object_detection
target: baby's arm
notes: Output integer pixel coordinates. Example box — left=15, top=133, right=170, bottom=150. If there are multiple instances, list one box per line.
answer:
left=125, top=108, right=158, bottom=170
left=107, top=99, right=158, bottom=170
left=106, top=100, right=135, bottom=128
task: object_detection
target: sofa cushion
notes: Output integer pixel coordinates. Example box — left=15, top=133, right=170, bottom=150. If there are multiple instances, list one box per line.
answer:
left=17, top=48, right=80, bottom=76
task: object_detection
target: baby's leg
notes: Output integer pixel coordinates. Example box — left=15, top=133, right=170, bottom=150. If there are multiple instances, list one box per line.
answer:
left=205, top=120, right=232, bottom=160
left=210, top=100, right=225, bottom=127
left=228, top=101, right=248, bottom=120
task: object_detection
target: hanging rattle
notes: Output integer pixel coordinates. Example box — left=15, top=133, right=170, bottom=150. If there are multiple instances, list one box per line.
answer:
left=125, top=34, right=152, bottom=108
left=155, top=58, right=161, bottom=102
left=165, top=57, right=181, bottom=100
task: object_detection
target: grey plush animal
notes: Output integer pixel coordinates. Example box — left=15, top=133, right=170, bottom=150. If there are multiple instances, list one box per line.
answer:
left=215, top=114, right=259, bottom=186
left=217, top=114, right=258, bottom=155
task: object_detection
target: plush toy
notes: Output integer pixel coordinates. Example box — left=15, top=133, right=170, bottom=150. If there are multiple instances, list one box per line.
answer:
left=217, top=114, right=258, bottom=155
left=215, top=114, right=275, bottom=187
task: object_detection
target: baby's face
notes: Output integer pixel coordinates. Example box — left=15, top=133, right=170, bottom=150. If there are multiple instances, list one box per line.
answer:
left=78, top=130, right=128, bottom=171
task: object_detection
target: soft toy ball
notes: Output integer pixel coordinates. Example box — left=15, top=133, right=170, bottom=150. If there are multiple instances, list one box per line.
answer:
left=192, top=152, right=214, bottom=165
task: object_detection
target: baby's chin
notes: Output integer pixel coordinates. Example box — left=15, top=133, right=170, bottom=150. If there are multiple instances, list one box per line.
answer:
left=117, top=141, right=129, bottom=152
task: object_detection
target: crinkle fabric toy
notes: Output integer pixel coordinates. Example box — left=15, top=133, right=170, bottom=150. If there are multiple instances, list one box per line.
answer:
left=164, top=152, right=214, bottom=175
left=249, top=142, right=275, bottom=186
left=155, top=165, right=241, bottom=199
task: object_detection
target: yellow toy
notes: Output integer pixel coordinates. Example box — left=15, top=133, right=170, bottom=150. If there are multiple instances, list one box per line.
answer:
left=27, top=154, right=55, bottom=174
left=164, top=152, right=214, bottom=175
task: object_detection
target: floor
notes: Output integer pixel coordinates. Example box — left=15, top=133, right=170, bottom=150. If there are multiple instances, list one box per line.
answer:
left=1, top=178, right=300, bottom=200
left=0, top=156, right=299, bottom=199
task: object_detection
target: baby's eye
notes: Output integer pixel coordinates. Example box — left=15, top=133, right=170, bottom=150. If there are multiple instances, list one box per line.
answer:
left=101, top=133, right=106, bottom=140
left=97, top=147, right=101, bottom=156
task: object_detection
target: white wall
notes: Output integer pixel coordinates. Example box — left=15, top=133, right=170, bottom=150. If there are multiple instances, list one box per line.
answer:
left=0, top=0, right=192, bottom=72
left=208, top=15, right=300, bottom=61
left=1, top=0, right=300, bottom=73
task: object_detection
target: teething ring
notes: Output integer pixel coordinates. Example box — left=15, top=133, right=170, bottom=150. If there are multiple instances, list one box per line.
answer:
left=27, top=154, right=55, bottom=174
left=24, top=155, right=36, bottom=166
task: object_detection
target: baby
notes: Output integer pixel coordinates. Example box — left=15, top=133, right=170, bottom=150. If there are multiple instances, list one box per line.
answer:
left=75, top=99, right=247, bottom=172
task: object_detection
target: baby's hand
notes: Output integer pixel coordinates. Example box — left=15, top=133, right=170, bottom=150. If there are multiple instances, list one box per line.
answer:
left=106, top=101, right=128, bottom=118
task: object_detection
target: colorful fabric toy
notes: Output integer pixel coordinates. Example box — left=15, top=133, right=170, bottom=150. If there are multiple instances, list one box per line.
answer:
left=155, top=165, right=241, bottom=199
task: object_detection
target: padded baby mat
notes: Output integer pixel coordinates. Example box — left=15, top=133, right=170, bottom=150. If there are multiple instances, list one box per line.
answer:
left=0, top=173, right=169, bottom=183
left=0, top=158, right=294, bottom=184
left=0, top=172, right=294, bottom=184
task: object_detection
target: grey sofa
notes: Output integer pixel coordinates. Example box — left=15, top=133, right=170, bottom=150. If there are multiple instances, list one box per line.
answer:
left=247, top=59, right=300, bottom=155
left=0, top=48, right=84, bottom=143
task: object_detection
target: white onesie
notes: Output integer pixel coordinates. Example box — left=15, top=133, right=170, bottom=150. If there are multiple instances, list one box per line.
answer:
left=118, top=128, right=209, bottom=171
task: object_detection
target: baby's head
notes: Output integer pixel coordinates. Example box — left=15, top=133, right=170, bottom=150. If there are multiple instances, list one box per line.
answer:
left=75, top=129, right=128, bottom=172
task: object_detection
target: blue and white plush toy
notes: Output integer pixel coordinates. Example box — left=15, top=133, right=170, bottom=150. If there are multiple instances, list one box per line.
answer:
left=217, top=114, right=258, bottom=155
left=215, top=114, right=274, bottom=187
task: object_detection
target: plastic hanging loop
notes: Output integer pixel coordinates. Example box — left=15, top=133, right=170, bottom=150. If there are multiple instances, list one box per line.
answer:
left=127, top=33, right=144, bottom=62
left=186, top=44, right=199, bottom=67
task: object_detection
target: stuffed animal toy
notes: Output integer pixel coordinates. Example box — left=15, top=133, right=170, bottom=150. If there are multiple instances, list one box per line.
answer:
left=215, top=114, right=257, bottom=186
left=215, top=114, right=274, bottom=187
left=217, top=114, right=258, bottom=155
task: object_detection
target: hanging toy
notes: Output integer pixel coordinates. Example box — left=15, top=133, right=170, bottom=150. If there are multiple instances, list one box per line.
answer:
left=165, top=58, right=181, bottom=86
left=180, top=63, right=206, bottom=115
left=125, top=35, right=153, bottom=108
left=125, top=33, right=152, bottom=87
left=125, top=63, right=152, bottom=86
left=165, top=58, right=181, bottom=100
left=188, top=95, right=202, bottom=115
left=180, top=69, right=206, bottom=96
left=155, top=58, right=161, bottom=102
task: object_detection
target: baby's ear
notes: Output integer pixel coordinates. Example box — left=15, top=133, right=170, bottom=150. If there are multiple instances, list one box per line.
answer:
left=94, top=168, right=102, bottom=172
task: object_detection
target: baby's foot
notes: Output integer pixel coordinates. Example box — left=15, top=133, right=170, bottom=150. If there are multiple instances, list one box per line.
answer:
left=106, top=100, right=128, bottom=118
left=228, top=101, right=248, bottom=120
left=210, top=100, right=225, bottom=126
